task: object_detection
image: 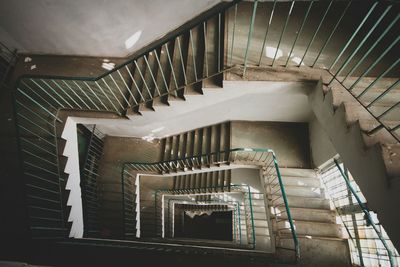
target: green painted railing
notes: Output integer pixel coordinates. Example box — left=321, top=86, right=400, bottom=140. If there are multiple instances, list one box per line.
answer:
left=166, top=198, right=241, bottom=244
left=320, top=159, right=400, bottom=267
left=122, top=147, right=299, bottom=260
left=159, top=184, right=253, bottom=247
left=12, top=0, right=399, bottom=243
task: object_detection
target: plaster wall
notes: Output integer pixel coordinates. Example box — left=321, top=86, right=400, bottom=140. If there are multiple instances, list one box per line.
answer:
left=309, top=115, right=337, bottom=168
left=231, top=121, right=311, bottom=168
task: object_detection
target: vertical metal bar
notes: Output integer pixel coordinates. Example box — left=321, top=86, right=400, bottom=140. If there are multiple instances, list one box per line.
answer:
left=52, top=80, right=82, bottom=109
left=102, top=78, right=124, bottom=109
left=20, top=80, right=57, bottom=110
left=110, top=73, right=131, bottom=106
left=189, top=29, right=198, bottom=81
left=378, top=101, right=400, bottom=120
left=258, top=0, right=277, bottom=66
left=65, top=81, right=92, bottom=110
left=218, top=13, right=222, bottom=72
left=82, top=81, right=107, bottom=110
left=144, top=54, right=161, bottom=97
left=342, top=13, right=400, bottom=82
left=285, top=1, right=313, bottom=67
left=299, top=0, right=333, bottom=67
left=329, top=6, right=392, bottom=84
left=272, top=1, right=295, bottom=67
left=203, top=22, right=209, bottom=77
left=357, top=58, right=400, bottom=98
left=229, top=4, right=238, bottom=67
left=117, top=69, right=138, bottom=105
left=154, top=49, right=170, bottom=93
left=176, top=36, right=188, bottom=85
left=311, top=1, right=352, bottom=67
left=124, top=65, right=145, bottom=102
left=334, top=160, right=396, bottom=267
left=40, top=79, right=73, bottom=108
left=95, top=81, right=119, bottom=112
left=30, top=79, right=65, bottom=107
left=133, top=60, right=152, bottom=99
left=165, top=43, right=179, bottom=94
left=349, top=35, right=400, bottom=91
left=243, top=0, right=259, bottom=76
left=329, top=2, right=378, bottom=70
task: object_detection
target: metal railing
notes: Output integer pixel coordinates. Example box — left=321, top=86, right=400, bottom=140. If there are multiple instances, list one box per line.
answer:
left=166, top=198, right=241, bottom=244
left=227, top=0, right=399, bottom=142
left=121, top=148, right=299, bottom=260
left=12, top=0, right=399, bottom=241
left=1, top=41, right=17, bottom=87
left=320, top=159, right=399, bottom=267
left=157, top=184, right=254, bottom=248
left=80, top=125, right=104, bottom=237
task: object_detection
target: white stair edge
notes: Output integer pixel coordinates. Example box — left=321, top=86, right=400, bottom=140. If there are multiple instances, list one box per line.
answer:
left=61, top=117, right=84, bottom=238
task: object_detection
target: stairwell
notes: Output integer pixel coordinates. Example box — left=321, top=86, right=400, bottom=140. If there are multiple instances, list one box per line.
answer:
left=7, top=0, right=400, bottom=266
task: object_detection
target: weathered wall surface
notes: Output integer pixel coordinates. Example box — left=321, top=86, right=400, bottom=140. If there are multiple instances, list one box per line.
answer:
left=231, top=121, right=311, bottom=168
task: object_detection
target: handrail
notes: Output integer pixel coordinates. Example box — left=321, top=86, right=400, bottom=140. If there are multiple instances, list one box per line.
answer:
left=158, top=184, right=255, bottom=248
left=122, top=147, right=299, bottom=260
left=166, top=198, right=241, bottom=243
left=13, top=0, right=399, bottom=243
left=334, top=159, right=396, bottom=267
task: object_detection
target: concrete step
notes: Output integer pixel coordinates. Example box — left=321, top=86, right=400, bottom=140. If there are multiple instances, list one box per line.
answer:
left=280, top=175, right=321, bottom=188
left=254, top=226, right=269, bottom=236
left=274, top=185, right=325, bottom=198
left=280, top=195, right=331, bottom=210
left=276, top=236, right=351, bottom=267
left=277, top=168, right=317, bottom=178
left=254, top=235, right=273, bottom=252
left=272, top=207, right=336, bottom=224
left=276, top=220, right=343, bottom=238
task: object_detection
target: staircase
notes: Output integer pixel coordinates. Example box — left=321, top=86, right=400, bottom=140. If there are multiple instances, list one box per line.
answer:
left=10, top=0, right=400, bottom=265
left=309, top=80, right=400, bottom=249
left=271, top=168, right=350, bottom=266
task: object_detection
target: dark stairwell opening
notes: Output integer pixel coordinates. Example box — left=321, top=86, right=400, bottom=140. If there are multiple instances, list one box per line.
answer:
left=179, top=211, right=233, bottom=241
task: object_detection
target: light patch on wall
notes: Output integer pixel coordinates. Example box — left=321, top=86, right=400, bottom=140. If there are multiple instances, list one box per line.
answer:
left=151, top=126, right=165, bottom=133
left=102, top=59, right=115, bottom=70
left=125, top=30, right=142, bottom=49
left=291, top=56, right=305, bottom=66
left=265, top=46, right=283, bottom=59
left=142, top=133, right=155, bottom=142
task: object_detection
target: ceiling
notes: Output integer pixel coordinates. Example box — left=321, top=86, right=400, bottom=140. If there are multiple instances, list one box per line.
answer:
left=0, top=0, right=222, bottom=57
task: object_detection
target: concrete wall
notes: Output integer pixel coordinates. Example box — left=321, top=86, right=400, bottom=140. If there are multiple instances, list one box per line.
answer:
left=231, top=121, right=311, bottom=168
left=309, top=115, right=337, bottom=168
left=0, top=0, right=221, bottom=57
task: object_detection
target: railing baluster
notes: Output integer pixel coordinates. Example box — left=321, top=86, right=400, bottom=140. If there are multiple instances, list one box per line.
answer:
left=341, top=13, right=400, bottom=83
left=272, top=1, right=295, bottom=67
left=243, top=0, right=258, bottom=76
left=328, top=5, right=392, bottom=85
left=125, top=65, right=145, bottom=102
left=328, top=2, right=378, bottom=71
left=311, top=1, right=352, bottom=67
left=299, top=0, right=333, bottom=67
left=95, top=81, right=119, bottom=112
left=258, top=0, right=277, bottom=66
left=285, top=1, right=313, bottom=67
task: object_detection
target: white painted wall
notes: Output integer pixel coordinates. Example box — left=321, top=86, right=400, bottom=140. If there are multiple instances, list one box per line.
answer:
left=0, top=0, right=222, bottom=56
left=61, top=117, right=84, bottom=238
left=93, top=81, right=313, bottom=139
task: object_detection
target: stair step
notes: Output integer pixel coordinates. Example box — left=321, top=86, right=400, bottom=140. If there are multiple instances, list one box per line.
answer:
left=280, top=175, right=321, bottom=188
left=276, top=236, right=350, bottom=267
left=271, top=207, right=336, bottom=224
left=276, top=185, right=325, bottom=198
left=277, top=168, right=317, bottom=178
left=281, top=195, right=331, bottom=210
left=276, top=220, right=343, bottom=239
